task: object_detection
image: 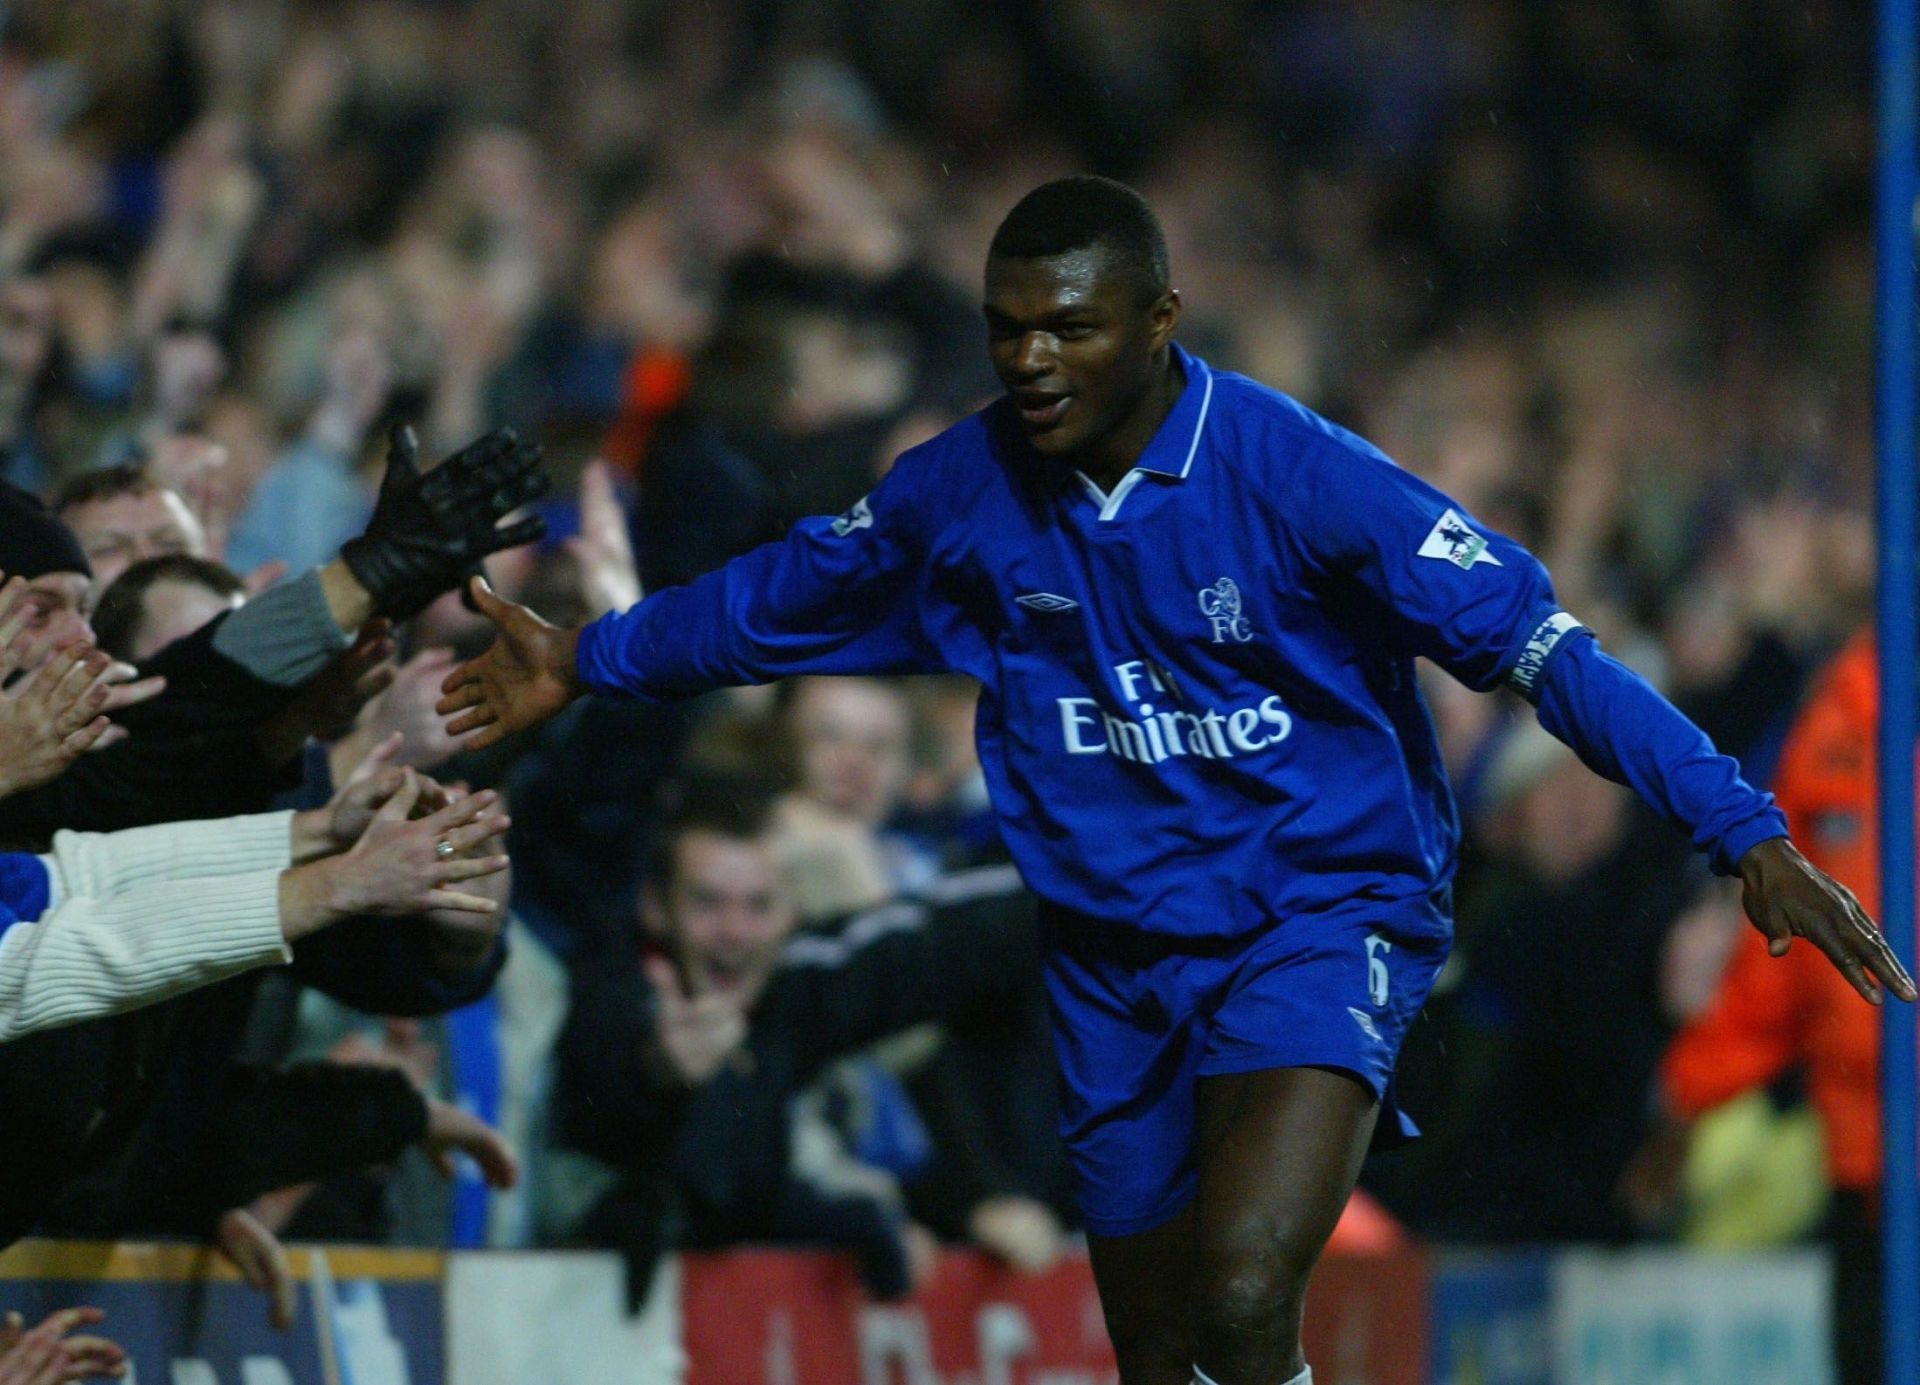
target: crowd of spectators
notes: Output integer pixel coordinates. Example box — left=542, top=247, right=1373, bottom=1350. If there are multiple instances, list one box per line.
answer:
left=0, top=0, right=1891, bottom=1363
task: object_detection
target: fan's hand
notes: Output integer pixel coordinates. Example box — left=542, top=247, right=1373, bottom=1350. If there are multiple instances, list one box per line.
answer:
left=340, top=425, right=549, bottom=621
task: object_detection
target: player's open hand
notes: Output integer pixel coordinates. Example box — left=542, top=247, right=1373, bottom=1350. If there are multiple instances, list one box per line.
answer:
left=436, top=577, right=584, bottom=750
left=1739, top=836, right=1918, bottom=1005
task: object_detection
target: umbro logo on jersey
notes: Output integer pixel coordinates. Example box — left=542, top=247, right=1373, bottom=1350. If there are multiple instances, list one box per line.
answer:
left=1347, top=1007, right=1383, bottom=1042
left=1418, top=508, right=1503, bottom=569
left=1016, top=592, right=1079, bottom=613
left=831, top=497, right=874, bottom=537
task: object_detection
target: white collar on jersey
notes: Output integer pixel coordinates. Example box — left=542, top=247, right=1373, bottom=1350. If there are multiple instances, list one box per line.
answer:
left=1074, top=349, right=1215, bottom=520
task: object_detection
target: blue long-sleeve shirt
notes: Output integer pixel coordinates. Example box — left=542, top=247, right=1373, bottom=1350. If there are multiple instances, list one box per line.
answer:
left=226, top=435, right=372, bottom=578
left=578, top=345, right=1784, bottom=938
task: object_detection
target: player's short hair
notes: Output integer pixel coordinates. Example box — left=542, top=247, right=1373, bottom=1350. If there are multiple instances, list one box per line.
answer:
left=987, top=176, right=1170, bottom=302
left=54, top=464, right=158, bottom=515
left=643, top=774, right=781, bottom=890
left=91, top=553, right=245, bottom=660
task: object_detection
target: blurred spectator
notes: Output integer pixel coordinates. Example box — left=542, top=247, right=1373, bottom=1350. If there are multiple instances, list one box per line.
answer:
left=896, top=675, right=1003, bottom=868
left=631, top=257, right=917, bottom=591
left=0, top=481, right=94, bottom=664
left=553, top=779, right=1044, bottom=1298
left=53, top=467, right=209, bottom=597
left=774, top=676, right=938, bottom=919
left=225, top=331, right=390, bottom=579
left=0, top=276, right=57, bottom=491
left=90, top=554, right=243, bottom=663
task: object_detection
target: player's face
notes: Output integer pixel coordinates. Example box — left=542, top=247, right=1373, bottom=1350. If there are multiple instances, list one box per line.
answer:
left=984, top=248, right=1178, bottom=461
left=647, top=830, right=798, bottom=1007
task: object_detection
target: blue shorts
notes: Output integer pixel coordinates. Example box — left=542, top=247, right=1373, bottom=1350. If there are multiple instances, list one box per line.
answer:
left=1039, top=897, right=1450, bottom=1237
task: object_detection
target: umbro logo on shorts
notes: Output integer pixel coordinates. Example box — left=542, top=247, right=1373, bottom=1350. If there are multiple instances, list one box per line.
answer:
left=1016, top=592, right=1080, bottom=613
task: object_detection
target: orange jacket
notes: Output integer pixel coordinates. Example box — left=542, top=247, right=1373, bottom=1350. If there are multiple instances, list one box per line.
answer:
left=1661, top=633, right=1910, bottom=1191
left=601, top=346, right=693, bottom=481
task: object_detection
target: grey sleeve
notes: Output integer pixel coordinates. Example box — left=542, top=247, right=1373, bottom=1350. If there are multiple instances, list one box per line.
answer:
left=209, top=570, right=351, bottom=687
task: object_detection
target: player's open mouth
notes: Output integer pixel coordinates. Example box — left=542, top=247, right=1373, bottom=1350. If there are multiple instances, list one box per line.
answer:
left=1017, top=393, right=1071, bottom=431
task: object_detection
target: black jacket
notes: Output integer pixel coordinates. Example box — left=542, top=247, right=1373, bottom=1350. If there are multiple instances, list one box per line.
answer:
left=0, top=910, right=503, bottom=1244
left=0, top=608, right=304, bottom=847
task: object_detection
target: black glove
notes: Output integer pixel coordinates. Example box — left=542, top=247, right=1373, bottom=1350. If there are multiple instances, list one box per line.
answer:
left=341, top=425, right=549, bottom=620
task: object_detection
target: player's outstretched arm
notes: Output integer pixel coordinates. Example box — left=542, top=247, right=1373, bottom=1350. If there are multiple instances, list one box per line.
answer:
left=1275, top=439, right=1914, bottom=1006
left=1524, top=631, right=1915, bottom=1006
left=1738, top=836, right=1915, bottom=1005
left=438, top=454, right=951, bottom=755
left=436, top=578, right=585, bottom=751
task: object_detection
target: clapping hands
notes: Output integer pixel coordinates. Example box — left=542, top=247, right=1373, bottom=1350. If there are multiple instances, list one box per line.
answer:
left=0, top=574, right=165, bottom=800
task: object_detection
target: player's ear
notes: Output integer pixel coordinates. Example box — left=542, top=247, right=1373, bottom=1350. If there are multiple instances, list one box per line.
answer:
left=1148, top=287, right=1180, bottom=350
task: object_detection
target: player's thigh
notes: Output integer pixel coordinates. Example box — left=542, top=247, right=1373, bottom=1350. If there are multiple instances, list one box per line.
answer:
left=1191, top=1065, right=1379, bottom=1313
left=1086, top=1204, right=1197, bottom=1385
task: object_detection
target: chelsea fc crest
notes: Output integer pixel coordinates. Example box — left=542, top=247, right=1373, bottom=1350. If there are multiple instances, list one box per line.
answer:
left=1198, top=577, right=1253, bottom=643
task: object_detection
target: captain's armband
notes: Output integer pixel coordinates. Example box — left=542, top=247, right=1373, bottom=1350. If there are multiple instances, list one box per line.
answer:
left=1507, top=611, right=1591, bottom=704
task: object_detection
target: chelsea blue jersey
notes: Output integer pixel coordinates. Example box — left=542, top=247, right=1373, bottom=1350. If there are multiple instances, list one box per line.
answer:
left=578, top=344, right=1783, bottom=938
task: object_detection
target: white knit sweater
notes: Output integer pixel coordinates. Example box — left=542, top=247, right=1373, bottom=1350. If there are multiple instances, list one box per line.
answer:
left=0, top=810, right=297, bottom=1042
